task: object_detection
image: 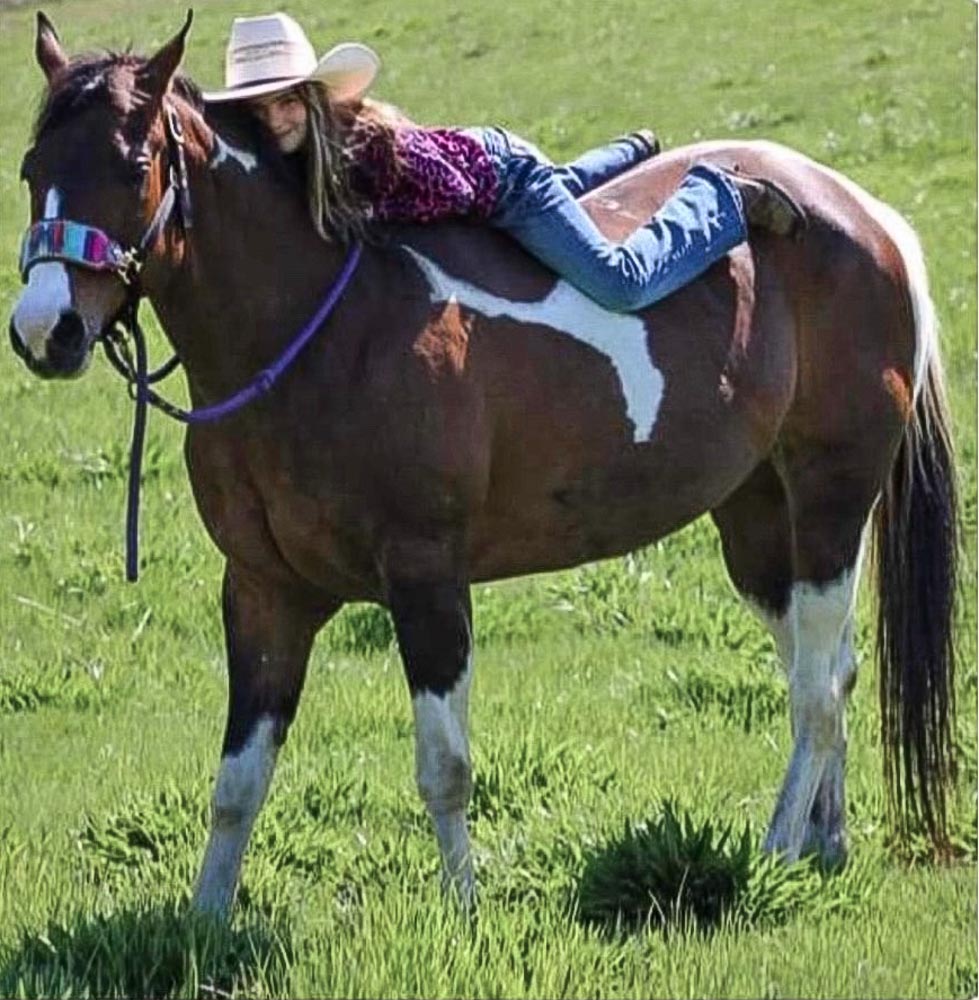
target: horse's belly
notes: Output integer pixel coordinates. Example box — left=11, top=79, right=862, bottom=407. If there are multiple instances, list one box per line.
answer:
left=468, top=434, right=756, bottom=582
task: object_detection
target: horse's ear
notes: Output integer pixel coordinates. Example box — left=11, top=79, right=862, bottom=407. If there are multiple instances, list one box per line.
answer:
left=36, top=11, right=68, bottom=81
left=136, top=10, right=194, bottom=110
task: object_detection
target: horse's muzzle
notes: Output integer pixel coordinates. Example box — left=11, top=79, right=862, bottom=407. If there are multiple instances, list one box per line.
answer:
left=9, top=310, right=93, bottom=379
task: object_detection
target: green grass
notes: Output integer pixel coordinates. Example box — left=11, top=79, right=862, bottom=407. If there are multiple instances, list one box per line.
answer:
left=0, top=0, right=975, bottom=996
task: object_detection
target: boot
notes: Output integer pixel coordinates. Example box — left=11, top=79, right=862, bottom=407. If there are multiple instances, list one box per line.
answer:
left=728, top=172, right=807, bottom=239
left=618, top=128, right=661, bottom=158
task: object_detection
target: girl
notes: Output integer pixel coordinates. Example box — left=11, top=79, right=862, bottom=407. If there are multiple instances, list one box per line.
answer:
left=205, top=13, right=804, bottom=313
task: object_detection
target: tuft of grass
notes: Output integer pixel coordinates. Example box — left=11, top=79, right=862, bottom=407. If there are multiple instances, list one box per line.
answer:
left=576, top=800, right=881, bottom=933
left=76, top=785, right=207, bottom=878
left=2, top=906, right=292, bottom=1000
left=577, top=800, right=753, bottom=931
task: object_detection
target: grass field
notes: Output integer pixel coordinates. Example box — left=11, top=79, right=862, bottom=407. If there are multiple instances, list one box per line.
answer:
left=0, top=0, right=976, bottom=997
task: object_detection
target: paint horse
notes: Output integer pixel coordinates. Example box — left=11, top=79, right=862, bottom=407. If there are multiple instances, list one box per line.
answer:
left=9, top=14, right=958, bottom=917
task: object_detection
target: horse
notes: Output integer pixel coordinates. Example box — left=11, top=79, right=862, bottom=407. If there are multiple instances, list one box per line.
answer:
left=9, top=13, right=958, bottom=919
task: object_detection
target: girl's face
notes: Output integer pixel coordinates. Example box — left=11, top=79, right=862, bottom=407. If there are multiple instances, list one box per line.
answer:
left=249, top=89, right=309, bottom=154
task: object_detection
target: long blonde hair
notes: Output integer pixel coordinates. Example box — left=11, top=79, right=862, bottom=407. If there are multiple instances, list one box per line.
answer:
left=298, top=82, right=413, bottom=244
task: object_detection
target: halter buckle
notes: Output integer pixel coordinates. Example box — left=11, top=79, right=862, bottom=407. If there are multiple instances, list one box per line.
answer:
left=117, top=249, right=144, bottom=286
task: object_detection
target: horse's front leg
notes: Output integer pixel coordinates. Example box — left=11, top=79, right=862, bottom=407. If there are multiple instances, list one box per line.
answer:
left=192, top=562, right=338, bottom=918
left=385, top=543, right=475, bottom=908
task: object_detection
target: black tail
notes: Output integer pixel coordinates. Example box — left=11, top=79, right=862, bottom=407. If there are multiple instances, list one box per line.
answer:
left=874, top=358, right=958, bottom=846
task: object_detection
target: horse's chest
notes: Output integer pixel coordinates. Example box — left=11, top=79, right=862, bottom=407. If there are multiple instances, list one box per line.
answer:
left=187, top=431, right=382, bottom=597
left=262, top=487, right=382, bottom=598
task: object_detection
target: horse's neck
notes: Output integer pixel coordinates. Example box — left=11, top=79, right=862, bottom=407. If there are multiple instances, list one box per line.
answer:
left=149, top=140, right=350, bottom=404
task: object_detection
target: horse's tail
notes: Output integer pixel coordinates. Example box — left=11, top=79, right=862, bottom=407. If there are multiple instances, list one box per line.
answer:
left=872, top=210, right=958, bottom=848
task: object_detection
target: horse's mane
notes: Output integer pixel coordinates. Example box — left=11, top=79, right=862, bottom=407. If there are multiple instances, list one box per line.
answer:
left=31, top=48, right=306, bottom=192
left=30, top=51, right=368, bottom=246
left=32, top=51, right=204, bottom=142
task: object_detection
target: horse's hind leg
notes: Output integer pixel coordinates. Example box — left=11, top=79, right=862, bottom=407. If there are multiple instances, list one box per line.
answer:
left=763, top=561, right=861, bottom=865
left=192, top=564, right=337, bottom=918
left=712, top=459, right=857, bottom=866
left=711, top=460, right=795, bottom=660
left=762, top=444, right=878, bottom=865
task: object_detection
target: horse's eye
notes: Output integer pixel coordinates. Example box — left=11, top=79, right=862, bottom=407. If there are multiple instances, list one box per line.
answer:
left=127, top=153, right=152, bottom=183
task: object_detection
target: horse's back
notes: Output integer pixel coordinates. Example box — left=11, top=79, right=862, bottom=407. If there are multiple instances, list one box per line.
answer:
left=583, top=138, right=907, bottom=258
left=586, top=138, right=923, bottom=422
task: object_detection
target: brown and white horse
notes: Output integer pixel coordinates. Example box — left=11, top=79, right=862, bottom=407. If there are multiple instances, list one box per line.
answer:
left=9, top=15, right=958, bottom=917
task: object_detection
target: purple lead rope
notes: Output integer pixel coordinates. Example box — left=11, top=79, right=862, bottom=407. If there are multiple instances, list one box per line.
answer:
left=115, top=242, right=362, bottom=581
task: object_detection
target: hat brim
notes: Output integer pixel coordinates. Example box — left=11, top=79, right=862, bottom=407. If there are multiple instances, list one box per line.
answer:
left=203, top=42, right=380, bottom=104
left=202, top=75, right=310, bottom=103
left=312, top=43, right=380, bottom=103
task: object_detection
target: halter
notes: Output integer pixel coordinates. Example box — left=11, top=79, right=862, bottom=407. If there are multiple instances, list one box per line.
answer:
left=19, top=103, right=192, bottom=288
left=19, top=100, right=362, bottom=582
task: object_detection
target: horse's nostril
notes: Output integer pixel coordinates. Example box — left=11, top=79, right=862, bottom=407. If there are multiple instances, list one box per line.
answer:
left=50, top=310, right=86, bottom=354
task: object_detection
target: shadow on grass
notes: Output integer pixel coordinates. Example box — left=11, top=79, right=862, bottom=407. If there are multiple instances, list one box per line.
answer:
left=0, top=904, right=292, bottom=999
left=572, top=800, right=857, bottom=938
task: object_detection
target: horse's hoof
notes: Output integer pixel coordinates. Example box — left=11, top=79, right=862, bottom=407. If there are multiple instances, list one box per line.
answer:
left=441, top=871, right=477, bottom=918
left=816, top=834, right=849, bottom=873
left=798, top=825, right=850, bottom=872
left=189, top=889, right=233, bottom=924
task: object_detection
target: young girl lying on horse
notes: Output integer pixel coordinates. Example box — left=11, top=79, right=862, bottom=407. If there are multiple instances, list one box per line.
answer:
left=205, top=13, right=806, bottom=312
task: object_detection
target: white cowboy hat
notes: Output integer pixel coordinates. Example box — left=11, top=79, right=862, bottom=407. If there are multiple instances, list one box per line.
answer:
left=203, top=12, right=380, bottom=104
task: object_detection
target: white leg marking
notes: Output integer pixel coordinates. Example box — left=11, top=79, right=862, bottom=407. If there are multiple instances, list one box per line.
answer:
left=192, top=716, right=278, bottom=917
left=812, top=616, right=855, bottom=861
left=404, top=248, right=665, bottom=443
left=412, top=664, right=474, bottom=904
left=758, top=597, right=847, bottom=859
left=764, top=570, right=858, bottom=860
left=746, top=597, right=794, bottom=672
left=12, top=187, right=72, bottom=362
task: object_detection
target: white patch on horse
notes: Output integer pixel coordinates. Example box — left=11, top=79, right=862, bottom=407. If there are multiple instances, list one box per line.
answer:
left=192, top=716, right=278, bottom=916
left=764, top=568, right=859, bottom=860
left=412, top=663, right=474, bottom=903
left=12, top=187, right=71, bottom=362
left=210, top=134, right=258, bottom=174
left=43, top=188, right=62, bottom=219
left=404, top=248, right=664, bottom=443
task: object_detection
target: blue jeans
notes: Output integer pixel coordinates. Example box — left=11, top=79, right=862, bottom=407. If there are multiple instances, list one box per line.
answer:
left=469, top=126, right=747, bottom=312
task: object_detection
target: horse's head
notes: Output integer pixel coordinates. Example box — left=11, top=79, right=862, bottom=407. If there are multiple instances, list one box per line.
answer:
left=9, top=12, right=193, bottom=378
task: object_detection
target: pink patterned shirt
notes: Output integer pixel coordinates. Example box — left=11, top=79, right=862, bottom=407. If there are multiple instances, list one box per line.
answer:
left=349, top=126, right=499, bottom=224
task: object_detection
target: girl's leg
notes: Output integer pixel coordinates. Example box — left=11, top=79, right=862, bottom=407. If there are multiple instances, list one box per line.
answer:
left=554, top=131, right=659, bottom=198
left=493, top=161, right=748, bottom=312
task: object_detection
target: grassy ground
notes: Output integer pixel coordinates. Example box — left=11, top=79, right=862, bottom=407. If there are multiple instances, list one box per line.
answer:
left=0, top=0, right=975, bottom=997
